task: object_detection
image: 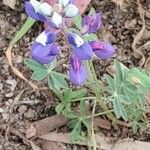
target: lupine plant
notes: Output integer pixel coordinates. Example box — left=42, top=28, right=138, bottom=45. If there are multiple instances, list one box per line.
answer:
left=12, top=0, right=150, bottom=145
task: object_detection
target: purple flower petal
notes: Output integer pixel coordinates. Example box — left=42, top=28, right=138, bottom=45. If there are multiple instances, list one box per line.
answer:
left=82, top=13, right=102, bottom=34
left=73, top=42, right=93, bottom=60
left=90, top=41, right=115, bottom=60
left=25, top=1, right=46, bottom=22
left=31, top=42, right=59, bottom=64
left=35, top=30, right=56, bottom=46
left=69, top=55, right=86, bottom=85
left=68, top=33, right=84, bottom=47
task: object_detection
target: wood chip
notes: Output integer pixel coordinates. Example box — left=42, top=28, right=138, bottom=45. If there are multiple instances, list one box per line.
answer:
left=40, top=132, right=150, bottom=150
left=41, top=141, right=61, bottom=150
left=94, top=118, right=111, bottom=130
left=30, top=141, right=42, bottom=150
left=3, top=0, right=16, bottom=9
left=26, top=115, right=68, bottom=139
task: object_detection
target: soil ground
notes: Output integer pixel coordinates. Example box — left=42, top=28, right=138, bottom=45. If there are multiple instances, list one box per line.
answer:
left=0, top=0, right=150, bottom=149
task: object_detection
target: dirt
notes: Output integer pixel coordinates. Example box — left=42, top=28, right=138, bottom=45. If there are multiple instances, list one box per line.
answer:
left=0, top=0, right=150, bottom=150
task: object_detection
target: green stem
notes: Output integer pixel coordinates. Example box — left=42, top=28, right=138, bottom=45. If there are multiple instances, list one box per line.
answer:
left=85, top=60, right=116, bottom=121
left=85, top=109, right=114, bottom=119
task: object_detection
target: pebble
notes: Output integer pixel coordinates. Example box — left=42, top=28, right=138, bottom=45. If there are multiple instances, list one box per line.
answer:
left=5, top=78, right=17, bottom=91
left=18, top=105, right=28, bottom=113
left=5, top=92, right=14, bottom=98
left=0, top=83, right=3, bottom=91
left=16, top=56, right=23, bottom=64
left=24, top=108, right=35, bottom=119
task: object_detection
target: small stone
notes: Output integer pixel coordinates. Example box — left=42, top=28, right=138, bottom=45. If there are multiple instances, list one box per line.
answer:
left=0, top=83, right=3, bottom=91
left=2, top=113, right=9, bottom=121
left=18, top=105, right=28, bottom=113
left=5, top=79, right=17, bottom=91
left=24, top=108, right=35, bottom=119
left=16, top=56, right=23, bottom=64
left=5, top=92, right=14, bottom=98
left=0, top=108, right=4, bottom=113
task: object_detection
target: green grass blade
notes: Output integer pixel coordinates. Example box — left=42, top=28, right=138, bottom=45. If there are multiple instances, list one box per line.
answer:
left=10, top=17, right=35, bottom=45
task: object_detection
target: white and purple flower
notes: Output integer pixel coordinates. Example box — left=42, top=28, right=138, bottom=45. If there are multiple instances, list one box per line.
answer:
left=31, top=30, right=60, bottom=64
left=25, top=0, right=79, bottom=28
left=68, top=33, right=93, bottom=60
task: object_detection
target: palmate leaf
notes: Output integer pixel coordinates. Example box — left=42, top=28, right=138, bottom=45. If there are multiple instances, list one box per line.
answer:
left=71, top=88, right=87, bottom=99
left=128, top=68, right=150, bottom=90
left=50, top=71, right=68, bottom=90
left=113, top=97, right=128, bottom=121
left=24, top=58, right=47, bottom=71
left=73, top=15, right=82, bottom=30
left=82, top=34, right=98, bottom=42
left=31, top=70, right=49, bottom=81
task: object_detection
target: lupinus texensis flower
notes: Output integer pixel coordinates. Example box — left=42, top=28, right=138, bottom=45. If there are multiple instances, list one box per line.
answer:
left=31, top=30, right=59, bottom=64
left=90, top=41, right=115, bottom=60
left=68, top=33, right=93, bottom=60
left=82, top=13, right=101, bottom=34
left=69, top=55, right=86, bottom=85
left=25, top=0, right=115, bottom=85
left=25, top=0, right=79, bottom=28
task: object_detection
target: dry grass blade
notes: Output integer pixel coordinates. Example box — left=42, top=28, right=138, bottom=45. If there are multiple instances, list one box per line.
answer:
left=39, top=132, right=150, bottom=150
left=3, top=0, right=16, bottom=9
left=5, top=45, right=38, bottom=90
left=132, top=0, right=146, bottom=67
left=30, top=141, right=42, bottom=150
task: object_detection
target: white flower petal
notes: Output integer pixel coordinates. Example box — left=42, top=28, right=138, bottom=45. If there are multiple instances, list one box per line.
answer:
left=30, top=0, right=41, bottom=12
left=59, top=0, right=70, bottom=7
left=74, top=33, right=84, bottom=47
left=35, top=31, right=47, bottom=46
left=65, top=4, right=79, bottom=18
left=39, top=2, right=53, bottom=16
left=51, top=12, right=63, bottom=28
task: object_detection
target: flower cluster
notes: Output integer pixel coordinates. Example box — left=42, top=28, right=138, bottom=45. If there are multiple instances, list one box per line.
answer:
left=25, top=0, right=115, bottom=86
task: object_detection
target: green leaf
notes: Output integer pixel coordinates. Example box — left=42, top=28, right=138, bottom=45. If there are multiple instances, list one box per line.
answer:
left=24, top=58, right=47, bottom=71
left=51, top=72, right=68, bottom=90
left=11, top=17, right=35, bottom=45
left=71, top=88, right=87, bottom=99
left=88, top=8, right=96, bottom=16
left=82, top=118, right=91, bottom=129
left=31, top=70, right=48, bottom=81
left=82, top=34, right=98, bottom=42
left=106, top=75, right=116, bottom=92
left=48, top=76, right=54, bottom=90
left=114, top=59, right=123, bottom=82
left=70, top=120, right=82, bottom=142
left=62, top=109, right=78, bottom=119
left=128, top=68, right=150, bottom=90
left=64, top=89, right=72, bottom=103
left=80, top=100, right=86, bottom=115
left=73, top=15, right=82, bottom=30
left=55, top=103, right=65, bottom=114
left=67, top=28, right=81, bottom=34
left=68, top=119, right=79, bottom=129
left=113, top=97, right=128, bottom=121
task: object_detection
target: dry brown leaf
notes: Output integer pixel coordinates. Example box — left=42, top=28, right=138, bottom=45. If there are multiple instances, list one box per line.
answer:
left=132, top=0, right=146, bottom=67
left=30, top=141, right=42, bottom=150
left=94, top=118, right=111, bottom=130
left=39, top=132, right=150, bottom=150
left=26, top=115, right=68, bottom=139
left=5, top=45, right=38, bottom=90
left=3, top=0, right=16, bottom=9
left=41, top=141, right=61, bottom=150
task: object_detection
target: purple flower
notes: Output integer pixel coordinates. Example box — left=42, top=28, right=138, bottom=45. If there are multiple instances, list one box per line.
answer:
left=25, top=0, right=79, bottom=28
left=82, top=13, right=102, bottom=34
left=69, top=55, right=86, bottom=85
left=90, top=41, right=115, bottom=60
left=25, top=0, right=47, bottom=22
left=31, top=30, right=59, bottom=64
left=68, top=33, right=93, bottom=60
